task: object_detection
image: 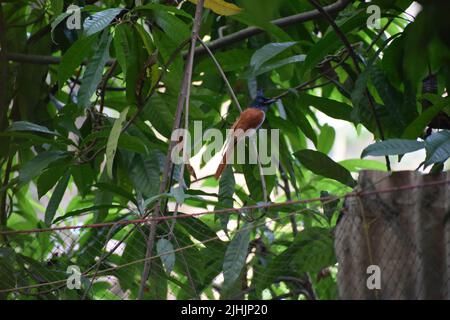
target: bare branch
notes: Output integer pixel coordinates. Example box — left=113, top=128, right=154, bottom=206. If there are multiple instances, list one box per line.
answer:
left=137, top=0, right=205, bottom=300
left=308, top=0, right=391, bottom=171
left=4, top=1, right=351, bottom=65
left=191, top=0, right=351, bottom=57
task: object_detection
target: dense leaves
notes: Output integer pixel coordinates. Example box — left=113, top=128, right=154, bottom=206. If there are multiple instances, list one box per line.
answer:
left=0, top=0, right=449, bottom=300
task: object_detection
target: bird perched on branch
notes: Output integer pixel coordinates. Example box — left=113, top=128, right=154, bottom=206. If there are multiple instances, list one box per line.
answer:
left=214, top=90, right=276, bottom=179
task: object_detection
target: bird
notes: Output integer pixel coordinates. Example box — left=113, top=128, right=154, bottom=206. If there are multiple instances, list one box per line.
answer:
left=214, top=90, right=276, bottom=180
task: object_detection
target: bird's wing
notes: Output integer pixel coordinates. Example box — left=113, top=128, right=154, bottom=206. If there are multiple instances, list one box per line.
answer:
left=215, top=108, right=266, bottom=180
left=232, top=108, right=265, bottom=133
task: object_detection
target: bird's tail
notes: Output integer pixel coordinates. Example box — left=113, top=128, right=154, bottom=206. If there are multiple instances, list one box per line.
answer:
left=214, top=139, right=235, bottom=180
left=214, top=156, right=227, bottom=180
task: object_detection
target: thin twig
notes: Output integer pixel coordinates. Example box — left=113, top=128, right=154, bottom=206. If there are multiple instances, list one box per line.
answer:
left=366, top=18, right=394, bottom=53
left=190, top=0, right=351, bottom=57
left=122, top=38, right=190, bottom=132
left=196, top=36, right=268, bottom=202
left=0, top=156, right=13, bottom=237
left=4, top=1, right=351, bottom=65
left=165, top=52, right=200, bottom=298
left=196, top=36, right=242, bottom=113
left=98, top=61, right=118, bottom=114
left=2, top=178, right=448, bottom=237
left=0, top=4, right=8, bottom=132
left=269, top=51, right=350, bottom=101
left=279, top=164, right=297, bottom=236
left=308, top=0, right=391, bottom=171
left=137, top=0, right=205, bottom=300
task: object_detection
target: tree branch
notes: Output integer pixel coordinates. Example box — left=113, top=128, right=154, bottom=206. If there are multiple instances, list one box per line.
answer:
left=308, top=0, right=391, bottom=171
left=137, top=0, right=205, bottom=300
left=191, top=0, right=351, bottom=57
left=0, top=4, right=8, bottom=132
left=196, top=36, right=268, bottom=203
left=4, top=0, right=351, bottom=65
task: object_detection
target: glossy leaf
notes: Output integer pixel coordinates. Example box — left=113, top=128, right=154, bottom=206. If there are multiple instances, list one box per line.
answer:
left=8, top=121, right=59, bottom=136
left=361, top=139, right=425, bottom=158
left=424, top=130, right=450, bottom=166
left=223, top=223, right=252, bottom=289
left=188, top=0, right=242, bottom=16
left=83, top=8, right=123, bottom=36
left=294, top=150, right=357, bottom=187
left=78, top=31, right=112, bottom=108
left=157, top=239, right=176, bottom=274
left=58, top=35, right=97, bottom=87
left=44, top=171, right=70, bottom=226
left=250, top=42, right=297, bottom=72
left=106, top=107, right=129, bottom=179
left=19, top=151, right=67, bottom=184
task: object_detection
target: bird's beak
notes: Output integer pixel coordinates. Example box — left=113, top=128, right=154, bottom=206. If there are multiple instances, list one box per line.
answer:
left=264, top=98, right=277, bottom=105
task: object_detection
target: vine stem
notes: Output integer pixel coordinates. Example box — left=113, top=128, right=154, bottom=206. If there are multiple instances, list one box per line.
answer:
left=196, top=36, right=268, bottom=203
left=137, top=0, right=205, bottom=300
left=308, top=0, right=391, bottom=171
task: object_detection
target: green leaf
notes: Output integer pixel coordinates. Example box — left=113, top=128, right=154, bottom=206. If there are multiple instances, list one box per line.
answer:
left=113, top=23, right=133, bottom=79
left=142, top=193, right=170, bottom=209
left=250, top=42, right=297, bottom=72
left=298, top=93, right=353, bottom=121
left=113, top=24, right=143, bottom=104
left=44, top=171, right=70, bottom=226
left=171, top=186, right=186, bottom=205
left=287, top=108, right=317, bottom=146
left=339, top=159, right=386, bottom=172
left=246, top=54, right=306, bottom=78
left=153, top=10, right=190, bottom=44
left=294, top=149, right=356, bottom=187
left=189, top=0, right=243, bottom=16
left=402, top=95, right=449, bottom=139
left=94, top=183, right=137, bottom=206
left=50, top=0, right=64, bottom=15
left=58, top=35, right=97, bottom=87
left=37, top=163, right=69, bottom=199
left=78, top=31, right=112, bottom=108
left=223, top=223, right=252, bottom=289
left=19, top=151, right=67, bottom=184
left=232, top=12, right=291, bottom=42
left=8, top=121, right=59, bottom=136
left=370, top=66, right=407, bottom=133
left=50, top=11, right=71, bottom=41
left=216, top=165, right=235, bottom=232
left=106, top=107, right=129, bottom=179
left=290, top=228, right=335, bottom=272
left=424, top=130, right=450, bottom=166
left=300, top=11, right=366, bottom=76
left=156, top=239, right=176, bottom=274
left=83, top=8, right=123, bottom=37
left=317, top=124, right=336, bottom=154
left=255, top=227, right=335, bottom=293
left=53, top=204, right=126, bottom=223
left=134, top=3, right=193, bottom=19
left=361, top=139, right=425, bottom=158
left=71, top=164, right=96, bottom=197
left=129, top=153, right=161, bottom=199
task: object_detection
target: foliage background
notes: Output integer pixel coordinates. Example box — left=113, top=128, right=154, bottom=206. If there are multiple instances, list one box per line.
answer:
left=0, top=0, right=449, bottom=300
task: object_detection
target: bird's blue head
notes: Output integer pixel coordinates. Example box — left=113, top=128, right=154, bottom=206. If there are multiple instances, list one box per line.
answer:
left=250, top=89, right=276, bottom=111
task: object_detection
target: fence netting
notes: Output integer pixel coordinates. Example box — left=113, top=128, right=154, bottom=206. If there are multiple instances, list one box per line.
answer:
left=0, top=170, right=449, bottom=300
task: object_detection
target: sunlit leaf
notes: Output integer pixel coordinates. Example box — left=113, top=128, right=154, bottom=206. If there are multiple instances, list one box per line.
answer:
left=189, top=0, right=242, bottom=16
left=294, top=150, right=356, bottom=187
left=106, top=107, right=129, bottom=179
